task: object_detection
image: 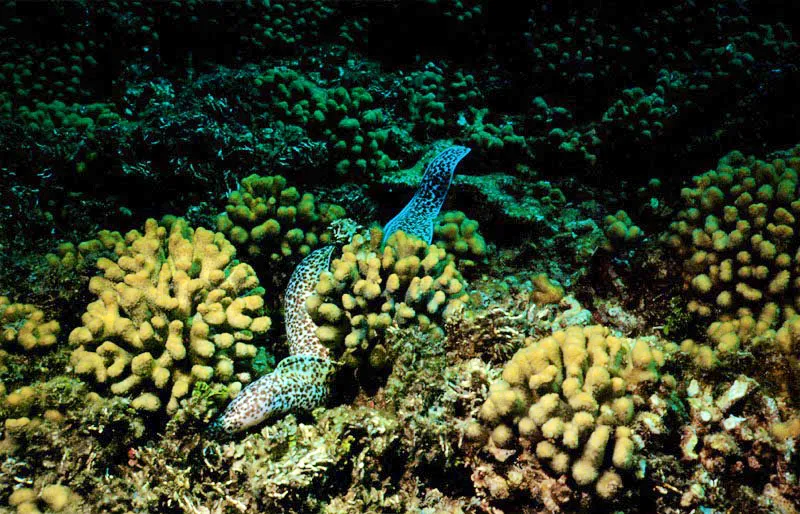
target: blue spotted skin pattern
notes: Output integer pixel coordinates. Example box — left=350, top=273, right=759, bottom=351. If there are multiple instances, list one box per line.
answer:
left=382, top=145, right=470, bottom=245
left=209, top=247, right=337, bottom=434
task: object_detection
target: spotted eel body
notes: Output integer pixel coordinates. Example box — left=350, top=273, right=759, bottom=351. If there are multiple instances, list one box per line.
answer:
left=285, top=245, right=335, bottom=359
left=382, top=145, right=470, bottom=245
left=208, top=246, right=338, bottom=434
left=210, top=146, right=468, bottom=435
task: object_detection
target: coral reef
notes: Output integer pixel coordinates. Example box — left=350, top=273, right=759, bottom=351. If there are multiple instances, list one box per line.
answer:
left=0, top=1, right=799, bottom=513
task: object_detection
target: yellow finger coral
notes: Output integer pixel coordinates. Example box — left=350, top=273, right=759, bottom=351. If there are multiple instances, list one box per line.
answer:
left=7, top=483, right=82, bottom=513
left=306, top=228, right=469, bottom=369
left=530, top=273, right=565, bottom=305
left=68, top=218, right=271, bottom=415
left=602, top=210, right=643, bottom=251
left=468, top=325, right=671, bottom=500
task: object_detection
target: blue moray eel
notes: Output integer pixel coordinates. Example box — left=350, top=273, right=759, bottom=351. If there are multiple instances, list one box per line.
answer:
left=382, top=145, right=470, bottom=245
left=210, top=146, right=468, bottom=434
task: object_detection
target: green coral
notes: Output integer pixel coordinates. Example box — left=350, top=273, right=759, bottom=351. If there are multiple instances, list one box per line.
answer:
left=465, top=107, right=528, bottom=159
left=664, top=145, right=800, bottom=320
left=424, top=0, right=483, bottom=22
left=242, top=0, right=334, bottom=50
left=400, top=65, right=483, bottom=137
left=15, top=100, right=119, bottom=136
left=0, top=25, right=101, bottom=105
left=599, top=86, right=681, bottom=146
left=253, top=68, right=396, bottom=177
left=216, top=174, right=346, bottom=265
left=527, top=96, right=600, bottom=169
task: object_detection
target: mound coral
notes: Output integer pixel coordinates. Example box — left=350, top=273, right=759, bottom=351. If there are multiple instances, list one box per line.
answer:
left=68, top=218, right=271, bottom=414
left=665, top=147, right=800, bottom=320
left=215, top=174, right=346, bottom=265
left=433, top=210, right=488, bottom=268
left=467, top=325, right=672, bottom=502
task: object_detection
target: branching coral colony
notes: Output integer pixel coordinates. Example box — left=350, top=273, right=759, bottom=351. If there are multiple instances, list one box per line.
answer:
left=69, top=218, right=271, bottom=414
left=211, top=145, right=471, bottom=434
left=464, top=326, right=673, bottom=502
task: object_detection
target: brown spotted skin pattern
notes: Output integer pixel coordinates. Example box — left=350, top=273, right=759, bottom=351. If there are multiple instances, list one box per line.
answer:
left=209, top=355, right=337, bottom=434
left=208, top=246, right=337, bottom=435
left=285, top=245, right=335, bottom=358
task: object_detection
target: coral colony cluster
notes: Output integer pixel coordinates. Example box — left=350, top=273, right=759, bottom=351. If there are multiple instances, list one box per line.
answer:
left=1, top=1, right=799, bottom=513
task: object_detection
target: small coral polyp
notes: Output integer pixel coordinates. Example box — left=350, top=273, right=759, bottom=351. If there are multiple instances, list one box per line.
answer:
left=470, top=325, right=669, bottom=499
left=307, top=228, right=469, bottom=370
left=666, top=146, right=800, bottom=321
left=69, top=218, right=271, bottom=414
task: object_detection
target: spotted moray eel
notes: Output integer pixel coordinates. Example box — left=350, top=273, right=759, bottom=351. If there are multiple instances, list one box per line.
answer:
left=209, top=146, right=469, bottom=434
left=208, top=245, right=339, bottom=434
